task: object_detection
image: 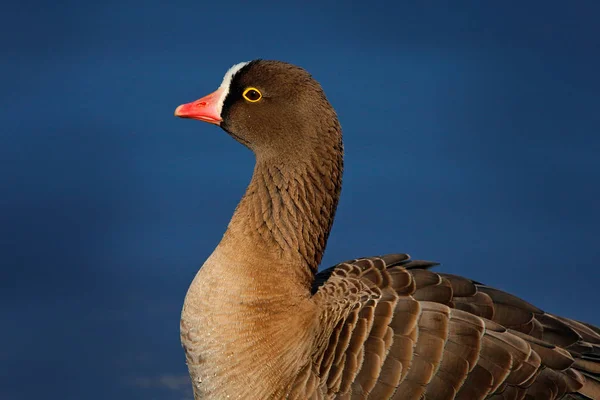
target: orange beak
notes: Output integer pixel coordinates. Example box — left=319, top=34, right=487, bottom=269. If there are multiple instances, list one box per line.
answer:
left=174, top=87, right=224, bottom=125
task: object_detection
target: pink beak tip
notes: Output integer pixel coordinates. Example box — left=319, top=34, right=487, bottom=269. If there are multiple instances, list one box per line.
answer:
left=174, top=89, right=223, bottom=124
left=174, top=104, right=184, bottom=117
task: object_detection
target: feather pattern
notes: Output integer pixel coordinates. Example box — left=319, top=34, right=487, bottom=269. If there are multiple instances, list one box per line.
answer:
left=291, top=254, right=600, bottom=399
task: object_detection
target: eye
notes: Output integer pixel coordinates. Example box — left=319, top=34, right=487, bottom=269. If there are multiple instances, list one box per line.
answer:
left=242, top=87, right=262, bottom=102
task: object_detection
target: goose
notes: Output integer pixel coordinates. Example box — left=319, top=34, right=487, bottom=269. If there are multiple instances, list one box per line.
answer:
left=174, top=60, right=600, bottom=400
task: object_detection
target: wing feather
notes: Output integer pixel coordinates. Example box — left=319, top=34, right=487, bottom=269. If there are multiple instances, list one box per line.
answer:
left=300, top=254, right=600, bottom=399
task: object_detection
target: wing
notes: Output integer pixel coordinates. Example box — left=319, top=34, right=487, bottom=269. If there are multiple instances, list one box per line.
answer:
left=290, top=254, right=600, bottom=400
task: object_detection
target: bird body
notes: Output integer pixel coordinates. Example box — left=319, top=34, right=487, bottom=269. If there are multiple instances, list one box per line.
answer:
left=175, top=60, right=600, bottom=399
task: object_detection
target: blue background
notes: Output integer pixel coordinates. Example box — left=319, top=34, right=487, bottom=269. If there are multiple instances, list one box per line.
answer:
left=2, top=2, right=599, bottom=399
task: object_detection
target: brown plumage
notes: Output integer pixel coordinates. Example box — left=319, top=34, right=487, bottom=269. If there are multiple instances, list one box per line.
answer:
left=175, top=60, right=600, bottom=399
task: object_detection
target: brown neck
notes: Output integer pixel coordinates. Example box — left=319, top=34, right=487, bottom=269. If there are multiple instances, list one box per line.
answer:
left=219, top=134, right=343, bottom=288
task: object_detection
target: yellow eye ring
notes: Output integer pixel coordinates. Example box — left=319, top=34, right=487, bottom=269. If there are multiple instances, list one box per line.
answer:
left=242, top=87, right=262, bottom=102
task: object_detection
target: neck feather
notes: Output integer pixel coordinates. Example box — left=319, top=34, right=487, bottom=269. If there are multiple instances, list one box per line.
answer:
left=220, top=131, right=343, bottom=288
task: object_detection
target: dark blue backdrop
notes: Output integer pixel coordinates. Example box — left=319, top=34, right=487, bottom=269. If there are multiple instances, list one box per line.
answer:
left=2, top=2, right=599, bottom=399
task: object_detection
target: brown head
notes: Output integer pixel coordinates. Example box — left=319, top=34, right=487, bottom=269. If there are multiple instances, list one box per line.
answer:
left=175, top=60, right=341, bottom=160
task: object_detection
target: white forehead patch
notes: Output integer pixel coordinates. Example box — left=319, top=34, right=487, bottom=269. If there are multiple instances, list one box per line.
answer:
left=215, top=61, right=249, bottom=116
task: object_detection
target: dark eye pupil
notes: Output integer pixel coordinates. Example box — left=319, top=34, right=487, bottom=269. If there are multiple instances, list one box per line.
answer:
left=247, top=90, right=259, bottom=100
